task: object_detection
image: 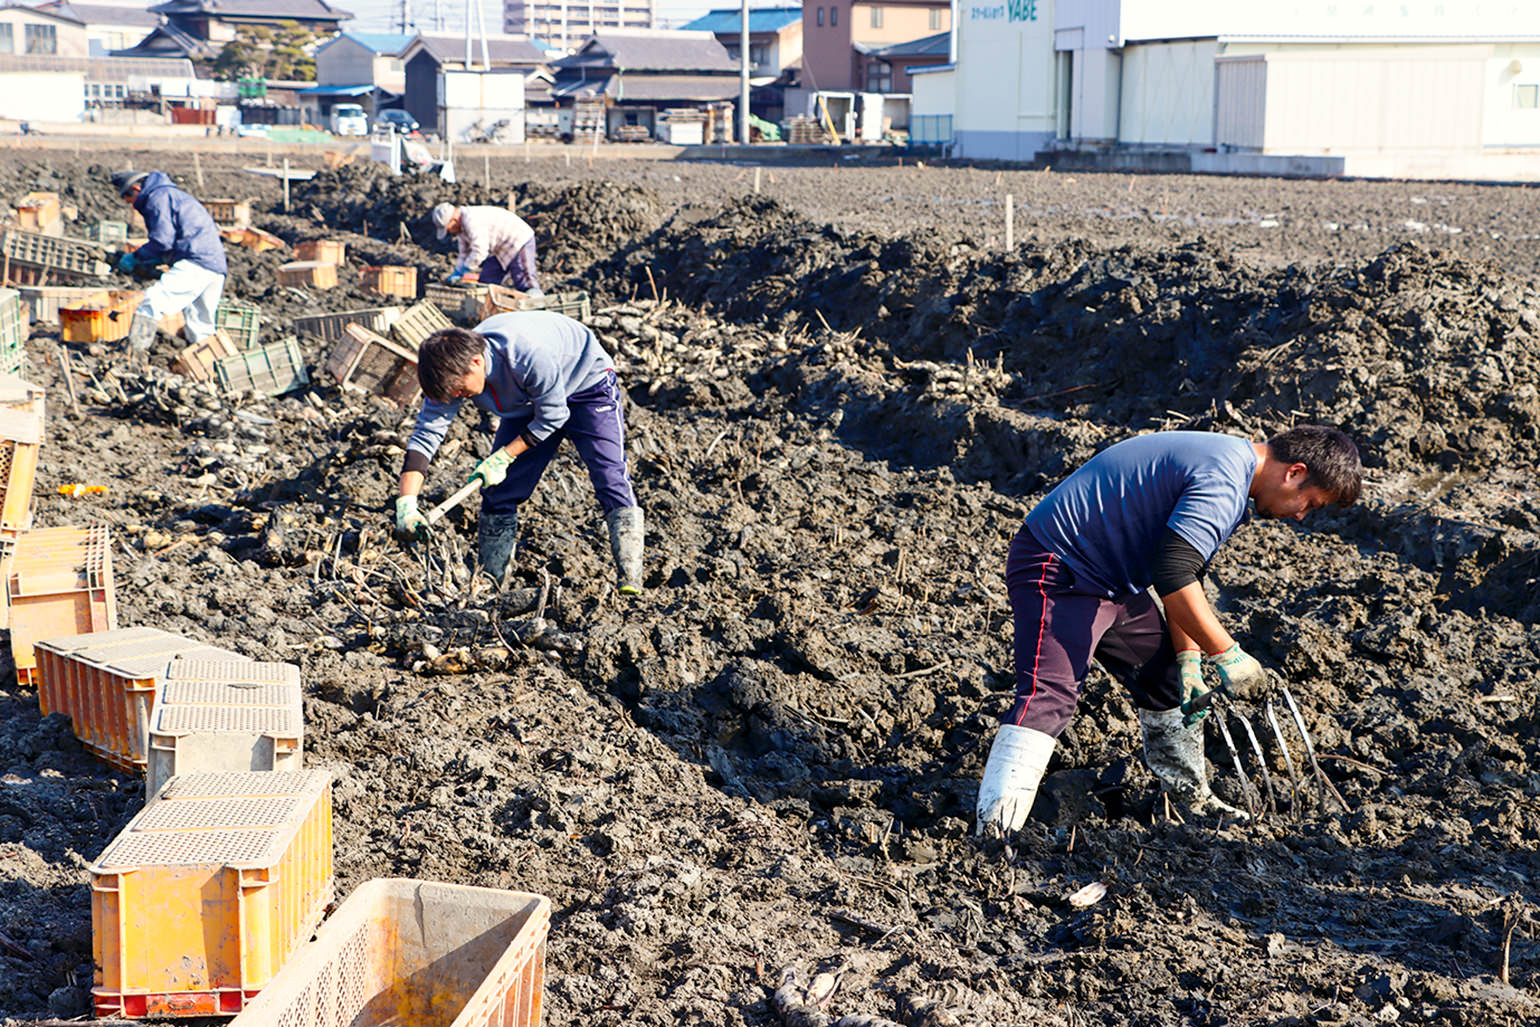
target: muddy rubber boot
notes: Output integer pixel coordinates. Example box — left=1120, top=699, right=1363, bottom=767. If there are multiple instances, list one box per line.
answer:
left=126, top=313, right=156, bottom=370
left=476, top=509, right=519, bottom=587
left=605, top=505, right=644, bottom=594
left=1138, top=707, right=1249, bottom=822
left=975, top=723, right=1056, bottom=836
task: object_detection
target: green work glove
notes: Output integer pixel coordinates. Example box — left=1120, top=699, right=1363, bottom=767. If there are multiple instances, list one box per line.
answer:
left=469, top=448, right=513, bottom=488
left=394, top=495, right=429, bottom=540
left=1213, top=643, right=1268, bottom=701
left=1176, top=649, right=1208, bottom=723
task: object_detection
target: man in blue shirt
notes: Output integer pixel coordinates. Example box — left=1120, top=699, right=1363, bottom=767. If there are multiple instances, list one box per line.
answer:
left=976, top=426, right=1361, bottom=834
left=393, top=312, right=644, bottom=593
left=110, top=171, right=228, bottom=365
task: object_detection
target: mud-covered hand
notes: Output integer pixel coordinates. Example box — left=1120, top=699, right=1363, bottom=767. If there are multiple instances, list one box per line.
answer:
left=393, top=494, right=429, bottom=541
left=469, top=448, right=513, bottom=488
left=1213, top=643, right=1268, bottom=701
left=117, top=252, right=138, bottom=274
left=1176, top=649, right=1209, bottom=724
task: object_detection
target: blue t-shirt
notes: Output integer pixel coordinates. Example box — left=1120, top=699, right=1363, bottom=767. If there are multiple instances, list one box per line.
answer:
left=1022, top=431, right=1257, bottom=597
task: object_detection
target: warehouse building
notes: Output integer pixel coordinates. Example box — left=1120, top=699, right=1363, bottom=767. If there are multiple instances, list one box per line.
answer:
left=916, top=0, right=1540, bottom=179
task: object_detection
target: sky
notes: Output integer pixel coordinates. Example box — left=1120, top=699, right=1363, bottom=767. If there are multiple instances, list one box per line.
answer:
left=340, top=0, right=722, bottom=34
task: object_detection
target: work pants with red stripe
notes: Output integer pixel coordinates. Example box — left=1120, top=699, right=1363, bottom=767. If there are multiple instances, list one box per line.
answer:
left=1002, top=526, right=1183, bottom=734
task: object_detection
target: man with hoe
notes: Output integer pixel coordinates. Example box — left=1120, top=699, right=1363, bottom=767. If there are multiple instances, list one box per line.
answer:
left=393, top=310, right=644, bottom=594
left=976, top=426, right=1362, bottom=833
left=110, top=170, right=228, bottom=366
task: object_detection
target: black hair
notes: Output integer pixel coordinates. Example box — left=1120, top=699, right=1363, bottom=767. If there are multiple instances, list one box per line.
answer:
left=1266, top=425, right=1363, bottom=506
left=417, top=328, right=485, bottom=402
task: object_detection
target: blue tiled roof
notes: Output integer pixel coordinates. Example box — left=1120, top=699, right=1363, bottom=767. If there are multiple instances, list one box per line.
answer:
left=345, top=32, right=415, bottom=54
left=680, top=6, right=801, bottom=34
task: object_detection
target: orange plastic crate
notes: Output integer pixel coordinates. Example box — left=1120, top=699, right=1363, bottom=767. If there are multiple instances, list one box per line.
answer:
left=228, top=879, right=550, bottom=1027
left=0, top=399, right=43, bottom=536
left=276, top=261, right=338, bottom=289
left=91, top=770, right=335, bottom=1019
left=293, top=240, right=346, bottom=266
left=59, top=290, right=143, bottom=343
left=7, top=525, right=117, bottom=686
left=147, top=658, right=304, bottom=795
left=33, top=628, right=242, bottom=772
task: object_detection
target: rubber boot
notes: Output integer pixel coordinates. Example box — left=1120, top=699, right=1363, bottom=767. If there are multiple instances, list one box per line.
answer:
left=605, top=505, right=644, bottom=594
left=1138, top=707, right=1249, bottom=821
left=975, top=723, right=1056, bottom=836
left=127, top=313, right=156, bottom=369
left=476, top=509, right=519, bottom=586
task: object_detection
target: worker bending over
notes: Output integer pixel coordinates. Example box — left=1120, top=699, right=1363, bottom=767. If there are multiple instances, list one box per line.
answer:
left=976, top=426, right=1362, bottom=834
left=433, top=202, right=542, bottom=296
left=394, top=311, right=643, bottom=593
left=111, top=171, right=228, bottom=365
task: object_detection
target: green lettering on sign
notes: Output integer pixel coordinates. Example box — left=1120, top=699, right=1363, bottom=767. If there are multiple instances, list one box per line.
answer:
left=1007, top=0, right=1037, bottom=21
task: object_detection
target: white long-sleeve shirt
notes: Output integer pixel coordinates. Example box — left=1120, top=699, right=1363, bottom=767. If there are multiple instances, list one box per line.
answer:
left=456, top=206, right=536, bottom=269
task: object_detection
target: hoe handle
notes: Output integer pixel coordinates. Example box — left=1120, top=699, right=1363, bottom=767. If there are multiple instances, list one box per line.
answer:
left=426, top=479, right=482, bottom=525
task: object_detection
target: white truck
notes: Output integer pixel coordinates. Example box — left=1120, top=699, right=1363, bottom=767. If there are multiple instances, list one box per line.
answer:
left=329, top=103, right=368, bottom=137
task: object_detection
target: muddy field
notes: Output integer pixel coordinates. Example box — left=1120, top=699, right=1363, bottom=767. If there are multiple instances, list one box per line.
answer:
left=1, top=147, right=1538, bottom=1027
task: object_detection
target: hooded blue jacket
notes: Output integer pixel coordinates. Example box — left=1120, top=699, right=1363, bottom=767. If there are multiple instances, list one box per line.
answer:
left=131, top=171, right=228, bottom=275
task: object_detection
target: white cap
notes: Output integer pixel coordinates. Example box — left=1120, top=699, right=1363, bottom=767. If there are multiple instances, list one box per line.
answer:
left=432, top=202, right=457, bottom=240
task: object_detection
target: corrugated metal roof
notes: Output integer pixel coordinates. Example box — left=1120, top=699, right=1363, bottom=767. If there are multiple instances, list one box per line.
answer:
left=558, top=29, right=735, bottom=73
left=680, top=7, right=801, bottom=35
left=0, top=53, right=195, bottom=77
left=411, top=31, right=546, bottom=66
left=148, top=0, right=350, bottom=21
left=552, top=71, right=740, bottom=102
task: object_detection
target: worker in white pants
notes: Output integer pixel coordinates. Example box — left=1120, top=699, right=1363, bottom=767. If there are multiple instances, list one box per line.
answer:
left=111, top=170, right=229, bottom=363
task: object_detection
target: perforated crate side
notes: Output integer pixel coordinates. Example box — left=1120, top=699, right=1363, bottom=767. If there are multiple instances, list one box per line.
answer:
left=388, top=300, right=453, bottom=349
left=293, top=307, right=400, bottom=344
left=8, top=525, right=117, bottom=686
left=214, top=339, right=309, bottom=397
left=215, top=301, right=262, bottom=350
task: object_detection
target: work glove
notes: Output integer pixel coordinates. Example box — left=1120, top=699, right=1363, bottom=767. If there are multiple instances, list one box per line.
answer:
left=393, top=495, right=429, bottom=541
left=1212, top=643, right=1268, bottom=701
left=445, top=266, right=465, bottom=285
left=469, top=448, right=513, bottom=489
left=1175, top=649, right=1208, bottom=724
left=117, top=251, right=138, bottom=273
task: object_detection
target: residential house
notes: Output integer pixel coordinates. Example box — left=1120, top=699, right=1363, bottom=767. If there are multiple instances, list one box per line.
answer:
left=799, top=0, right=946, bottom=92
left=855, top=27, right=944, bottom=92
left=31, top=0, right=157, bottom=55
left=307, top=31, right=412, bottom=117
left=551, top=28, right=739, bottom=140
left=504, top=0, right=652, bottom=52
left=679, top=6, right=800, bottom=78
left=0, top=4, right=88, bottom=56
left=120, top=0, right=352, bottom=62
left=400, top=31, right=547, bottom=137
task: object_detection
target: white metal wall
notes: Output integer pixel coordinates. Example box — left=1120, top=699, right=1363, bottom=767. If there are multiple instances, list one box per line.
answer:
left=1213, top=54, right=1264, bottom=149
left=1482, top=49, right=1540, bottom=146
left=951, top=0, right=1058, bottom=158
left=0, top=71, right=84, bottom=121
left=1119, top=38, right=1216, bottom=145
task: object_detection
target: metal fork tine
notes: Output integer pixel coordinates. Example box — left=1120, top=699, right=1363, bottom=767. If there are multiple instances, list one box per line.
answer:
left=1281, top=686, right=1351, bottom=813
left=1265, top=700, right=1303, bottom=816
left=1237, top=715, right=1277, bottom=817
left=1211, top=702, right=1263, bottom=817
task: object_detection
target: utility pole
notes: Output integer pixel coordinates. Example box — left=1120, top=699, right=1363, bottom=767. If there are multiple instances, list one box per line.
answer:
left=738, top=0, right=749, bottom=144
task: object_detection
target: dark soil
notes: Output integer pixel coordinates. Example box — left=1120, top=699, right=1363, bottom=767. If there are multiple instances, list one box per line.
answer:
left=0, top=147, right=1537, bottom=1027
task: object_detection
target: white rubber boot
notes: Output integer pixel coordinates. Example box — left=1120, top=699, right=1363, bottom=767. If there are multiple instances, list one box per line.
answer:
left=975, top=723, right=1056, bottom=836
left=1138, top=707, right=1249, bottom=821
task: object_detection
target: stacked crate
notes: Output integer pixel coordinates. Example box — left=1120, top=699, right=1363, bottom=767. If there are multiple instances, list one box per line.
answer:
left=33, top=628, right=242, bottom=772
left=389, top=300, right=453, bottom=349
left=0, top=383, right=45, bottom=629
left=325, top=323, right=420, bottom=406
left=146, top=658, right=304, bottom=794
left=15, top=284, right=105, bottom=324
left=215, top=300, right=261, bottom=350
left=59, top=290, right=143, bottom=343
left=7, top=525, right=117, bottom=686
left=202, top=198, right=252, bottom=229
left=293, top=306, right=400, bottom=344
left=90, top=770, right=334, bottom=1018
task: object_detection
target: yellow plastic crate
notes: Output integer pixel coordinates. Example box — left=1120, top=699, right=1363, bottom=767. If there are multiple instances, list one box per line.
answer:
left=147, top=658, right=305, bottom=796
left=8, top=524, right=117, bottom=686
left=34, top=628, right=242, bottom=772
left=229, top=879, right=550, bottom=1027
left=91, top=770, right=335, bottom=1019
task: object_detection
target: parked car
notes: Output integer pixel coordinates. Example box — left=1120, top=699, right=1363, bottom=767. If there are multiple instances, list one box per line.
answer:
left=330, top=103, right=368, bottom=136
left=375, top=109, right=419, bottom=134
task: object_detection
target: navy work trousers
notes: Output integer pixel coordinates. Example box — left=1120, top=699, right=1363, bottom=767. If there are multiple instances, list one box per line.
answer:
left=481, top=369, right=636, bottom=517
left=478, top=238, right=540, bottom=294
left=1001, top=525, right=1182, bottom=735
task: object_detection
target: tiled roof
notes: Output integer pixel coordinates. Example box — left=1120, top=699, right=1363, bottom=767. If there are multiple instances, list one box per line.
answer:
left=148, top=0, right=351, bottom=22
left=558, top=29, right=735, bottom=72
left=410, top=31, right=546, bottom=66
left=680, top=7, right=801, bottom=35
